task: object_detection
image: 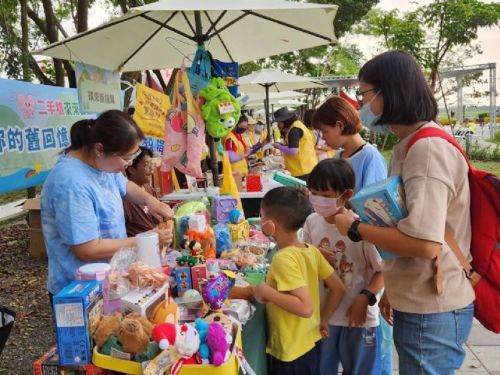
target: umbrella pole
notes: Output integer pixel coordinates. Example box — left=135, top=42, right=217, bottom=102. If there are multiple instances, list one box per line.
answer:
left=194, top=11, right=219, bottom=187
left=265, top=84, right=272, bottom=142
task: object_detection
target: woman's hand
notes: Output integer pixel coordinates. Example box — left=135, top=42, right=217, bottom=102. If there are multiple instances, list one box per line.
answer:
left=145, top=195, right=174, bottom=222
left=153, top=225, right=173, bottom=247
left=334, top=207, right=356, bottom=236
left=379, top=292, right=393, bottom=326
left=346, top=294, right=369, bottom=327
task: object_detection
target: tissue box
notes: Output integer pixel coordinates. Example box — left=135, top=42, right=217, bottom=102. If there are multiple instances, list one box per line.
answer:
left=212, top=196, right=238, bottom=223
left=53, top=281, right=102, bottom=366
left=351, top=176, right=407, bottom=260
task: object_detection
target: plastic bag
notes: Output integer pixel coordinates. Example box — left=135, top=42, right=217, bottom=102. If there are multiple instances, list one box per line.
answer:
left=133, top=83, right=170, bottom=138
left=188, top=46, right=212, bottom=95
left=0, top=307, right=15, bottom=355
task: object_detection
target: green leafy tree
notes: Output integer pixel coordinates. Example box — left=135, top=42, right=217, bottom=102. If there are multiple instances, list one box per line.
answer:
left=358, top=0, right=500, bottom=91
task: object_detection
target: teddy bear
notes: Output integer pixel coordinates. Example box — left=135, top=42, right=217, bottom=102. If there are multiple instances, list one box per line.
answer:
left=118, top=317, right=150, bottom=355
left=206, top=322, right=229, bottom=366
left=126, top=312, right=154, bottom=337
left=195, top=318, right=210, bottom=362
left=200, top=77, right=241, bottom=139
left=91, top=312, right=122, bottom=348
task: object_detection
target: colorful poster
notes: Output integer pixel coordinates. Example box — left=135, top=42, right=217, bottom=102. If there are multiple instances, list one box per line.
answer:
left=0, top=78, right=89, bottom=193
left=76, top=62, right=121, bottom=114
left=133, top=83, right=170, bottom=139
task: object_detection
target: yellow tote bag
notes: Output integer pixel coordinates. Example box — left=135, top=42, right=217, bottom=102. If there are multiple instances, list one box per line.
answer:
left=219, top=151, right=243, bottom=211
left=133, top=83, right=170, bottom=139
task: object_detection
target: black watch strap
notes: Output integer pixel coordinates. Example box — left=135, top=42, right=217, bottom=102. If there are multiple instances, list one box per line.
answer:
left=347, top=220, right=362, bottom=242
left=360, top=289, right=377, bottom=306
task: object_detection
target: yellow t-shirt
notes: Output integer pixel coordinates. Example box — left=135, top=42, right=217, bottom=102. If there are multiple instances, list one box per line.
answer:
left=265, top=244, right=334, bottom=362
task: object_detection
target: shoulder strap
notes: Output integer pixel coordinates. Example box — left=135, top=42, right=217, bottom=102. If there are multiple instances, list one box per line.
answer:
left=406, top=127, right=472, bottom=169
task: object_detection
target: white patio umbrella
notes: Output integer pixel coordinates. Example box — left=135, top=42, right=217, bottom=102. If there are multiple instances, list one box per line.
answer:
left=33, top=0, right=338, bottom=72
left=239, top=69, right=326, bottom=138
left=240, top=90, right=306, bottom=105
left=32, top=0, right=337, bottom=186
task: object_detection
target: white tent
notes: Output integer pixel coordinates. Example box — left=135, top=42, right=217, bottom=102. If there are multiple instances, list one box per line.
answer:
left=33, top=0, right=338, bottom=72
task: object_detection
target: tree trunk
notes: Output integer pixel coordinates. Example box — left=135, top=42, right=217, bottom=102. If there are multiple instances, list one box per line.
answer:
left=20, top=0, right=31, bottom=82
left=41, top=0, right=65, bottom=86
left=76, top=0, right=88, bottom=33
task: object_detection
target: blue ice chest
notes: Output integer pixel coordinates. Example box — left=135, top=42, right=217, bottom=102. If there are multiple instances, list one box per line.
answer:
left=53, top=280, right=102, bottom=365
left=351, top=176, right=407, bottom=260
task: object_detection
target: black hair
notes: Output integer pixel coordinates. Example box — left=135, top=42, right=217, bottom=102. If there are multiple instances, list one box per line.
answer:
left=238, top=114, right=248, bottom=125
left=65, top=109, right=145, bottom=155
left=307, top=159, right=355, bottom=193
left=125, top=146, right=153, bottom=177
left=261, top=187, right=313, bottom=231
left=358, top=50, right=438, bottom=125
left=303, top=109, right=315, bottom=129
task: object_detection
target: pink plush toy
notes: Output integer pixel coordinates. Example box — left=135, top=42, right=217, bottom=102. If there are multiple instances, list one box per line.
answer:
left=206, top=322, right=229, bottom=366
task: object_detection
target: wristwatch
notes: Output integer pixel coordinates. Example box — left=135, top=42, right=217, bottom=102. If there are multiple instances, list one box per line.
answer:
left=360, top=289, right=377, bottom=306
left=347, top=220, right=362, bottom=242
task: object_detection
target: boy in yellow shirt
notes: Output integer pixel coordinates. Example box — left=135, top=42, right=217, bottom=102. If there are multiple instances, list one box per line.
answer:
left=253, top=187, right=346, bottom=375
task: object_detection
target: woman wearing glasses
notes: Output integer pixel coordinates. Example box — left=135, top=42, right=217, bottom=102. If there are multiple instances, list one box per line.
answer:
left=41, top=110, right=173, bottom=299
left=335, top=51, right=474, bottom=374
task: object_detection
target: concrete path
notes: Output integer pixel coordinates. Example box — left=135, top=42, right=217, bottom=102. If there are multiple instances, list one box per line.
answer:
left=0, top=199, right=25, bottom=222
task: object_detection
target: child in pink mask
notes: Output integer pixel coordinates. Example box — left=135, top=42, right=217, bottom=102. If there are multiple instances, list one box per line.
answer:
left=303, top=158, right=384, bottom=375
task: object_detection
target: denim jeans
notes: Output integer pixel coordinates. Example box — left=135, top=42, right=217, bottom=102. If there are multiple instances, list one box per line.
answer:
left=380, top=315, right=394, bottom=375
left=320, top=325, right=382, bottom=375
left=393, top=303, right=474, bottom=375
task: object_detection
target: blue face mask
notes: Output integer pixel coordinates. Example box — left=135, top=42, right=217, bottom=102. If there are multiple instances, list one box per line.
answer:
left=235, top=126, right=246, bottom=134
left=359, top=91, right=390, bottom=134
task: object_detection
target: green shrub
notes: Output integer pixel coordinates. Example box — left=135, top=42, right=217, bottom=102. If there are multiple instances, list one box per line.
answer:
left=438, top=117, right=457, bottom=126
left=489, top=131, right=500, bottom=145
left=468, top=141, right=500, bottom=161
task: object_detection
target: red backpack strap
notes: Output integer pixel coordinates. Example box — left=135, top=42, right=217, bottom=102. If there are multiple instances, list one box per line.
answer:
left=406, top=127, right=472, bottom=169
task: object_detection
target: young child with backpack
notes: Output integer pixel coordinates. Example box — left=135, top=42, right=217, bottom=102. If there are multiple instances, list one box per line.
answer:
left=253, top=187, right=346, bottom=375
left=303, top=159, right=384, bottom=375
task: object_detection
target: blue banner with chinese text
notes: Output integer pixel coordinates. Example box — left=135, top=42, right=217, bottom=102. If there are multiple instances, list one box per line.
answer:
left=0, top=78, right=90, bottom=193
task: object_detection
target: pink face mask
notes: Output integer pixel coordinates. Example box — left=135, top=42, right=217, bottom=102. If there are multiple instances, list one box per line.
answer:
left=309, top=194, right=343, bottom=218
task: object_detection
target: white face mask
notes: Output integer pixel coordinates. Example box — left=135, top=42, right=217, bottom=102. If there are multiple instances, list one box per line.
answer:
left=309, top=194, right=344, bottom=217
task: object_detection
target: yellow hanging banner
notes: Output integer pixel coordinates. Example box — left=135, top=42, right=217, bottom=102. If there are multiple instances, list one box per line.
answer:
left=133, top=83, right=170, bottom=139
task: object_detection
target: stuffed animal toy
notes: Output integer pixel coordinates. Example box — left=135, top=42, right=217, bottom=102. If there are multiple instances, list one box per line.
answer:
left=152, top=322, right=177, bottom=350
left=206, top=322, right=229, bottom=366
left=228, top=209, right=244, bottom=224
left=195, top=318, right=210, bottom=361
left=204, top=312, right=233, bottom=341
left=200, top=78, right=241, bottom=139
left=118, top=317, right=150, bottom=355
left=126, top=313, right=154, bottom=337
left=91, top=313, right=122, bottom=348
left=175, top=323, right=200, bottom=358
left=186, top=228, right=216, bottom=259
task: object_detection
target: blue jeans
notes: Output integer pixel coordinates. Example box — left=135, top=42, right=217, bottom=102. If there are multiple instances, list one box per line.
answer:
left=393, top=303, right=474, bottom=375
left=380, top=315, right=394, bottom=375
left=320, top=325, right=382, bottom=375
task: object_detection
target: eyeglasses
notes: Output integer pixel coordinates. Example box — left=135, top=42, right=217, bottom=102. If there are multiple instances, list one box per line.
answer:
left=115, top=148, right=141, bottom=166
left=355, top=88, right=377, bottom=103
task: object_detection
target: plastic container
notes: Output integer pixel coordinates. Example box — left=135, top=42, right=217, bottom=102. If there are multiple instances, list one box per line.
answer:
left=75, top=263, right=111, bottom=281
left=272, top=171, right=307, bottom=188
left=136, top=231, right=162, bottom=268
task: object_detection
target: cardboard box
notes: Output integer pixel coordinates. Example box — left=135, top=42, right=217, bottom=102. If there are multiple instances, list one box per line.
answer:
left=351, top=176, right=407, bottom=260
left=53, top=281, right=102, bottom=366
left=33, top=346, right=113, bottom=375
left=23, top=197, right=47, bottom=258
left=120, top=283, right=169, bottom=317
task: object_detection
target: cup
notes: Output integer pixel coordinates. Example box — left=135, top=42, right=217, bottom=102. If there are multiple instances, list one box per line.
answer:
left=136, top=231, right=162, bottom=268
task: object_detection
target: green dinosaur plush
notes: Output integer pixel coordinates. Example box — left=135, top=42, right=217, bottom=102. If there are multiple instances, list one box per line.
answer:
left=200, top=77, right=241, bottom=139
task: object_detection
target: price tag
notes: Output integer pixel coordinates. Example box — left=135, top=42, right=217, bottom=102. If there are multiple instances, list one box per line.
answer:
left=218, top=101, right=235, bottom=114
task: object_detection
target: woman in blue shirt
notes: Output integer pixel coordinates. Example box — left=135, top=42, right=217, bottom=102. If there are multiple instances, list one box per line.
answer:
left=41, top=110, right=173, bottom=297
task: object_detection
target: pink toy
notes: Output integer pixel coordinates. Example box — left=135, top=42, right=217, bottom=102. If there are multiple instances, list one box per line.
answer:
left=16, top=94, right=35, bottom=118
left=206, top=322, right=229, bottom=366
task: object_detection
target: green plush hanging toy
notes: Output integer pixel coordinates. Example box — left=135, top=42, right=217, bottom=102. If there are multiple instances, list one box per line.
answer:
left=200, top=77, right=241, bottom=139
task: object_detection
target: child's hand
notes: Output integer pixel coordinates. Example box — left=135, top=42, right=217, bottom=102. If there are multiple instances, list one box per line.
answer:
left=320, top=319, right=330, bottom=338
left=379, top=292, right=393, bottom=326
left=253, top=283, right=271, bottom=304
left=346, top=294, right=369, bottom=327
left=334, top=208, right=356, bottom=236
left=319, top=248, right=336, bottom=265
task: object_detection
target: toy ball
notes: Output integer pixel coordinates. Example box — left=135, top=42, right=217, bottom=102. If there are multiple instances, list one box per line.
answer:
left=183, top=289, right=202, bottom=301
left=228, top=209, right=244, bottom=224
left=201, top=271, right=236, bottom=310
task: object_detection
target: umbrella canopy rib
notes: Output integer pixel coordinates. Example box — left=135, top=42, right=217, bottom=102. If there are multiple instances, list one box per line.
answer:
left=243, top=10, right=332, bottom=42
left=181, top=11, right=197, bottom=35
left=203, top=11, right=234, bottom=62
left=120, top=12, right=179, bottom=71
left=140, top=13, right=194, bottom=41
left=204, top=11, right=227, bottom=36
